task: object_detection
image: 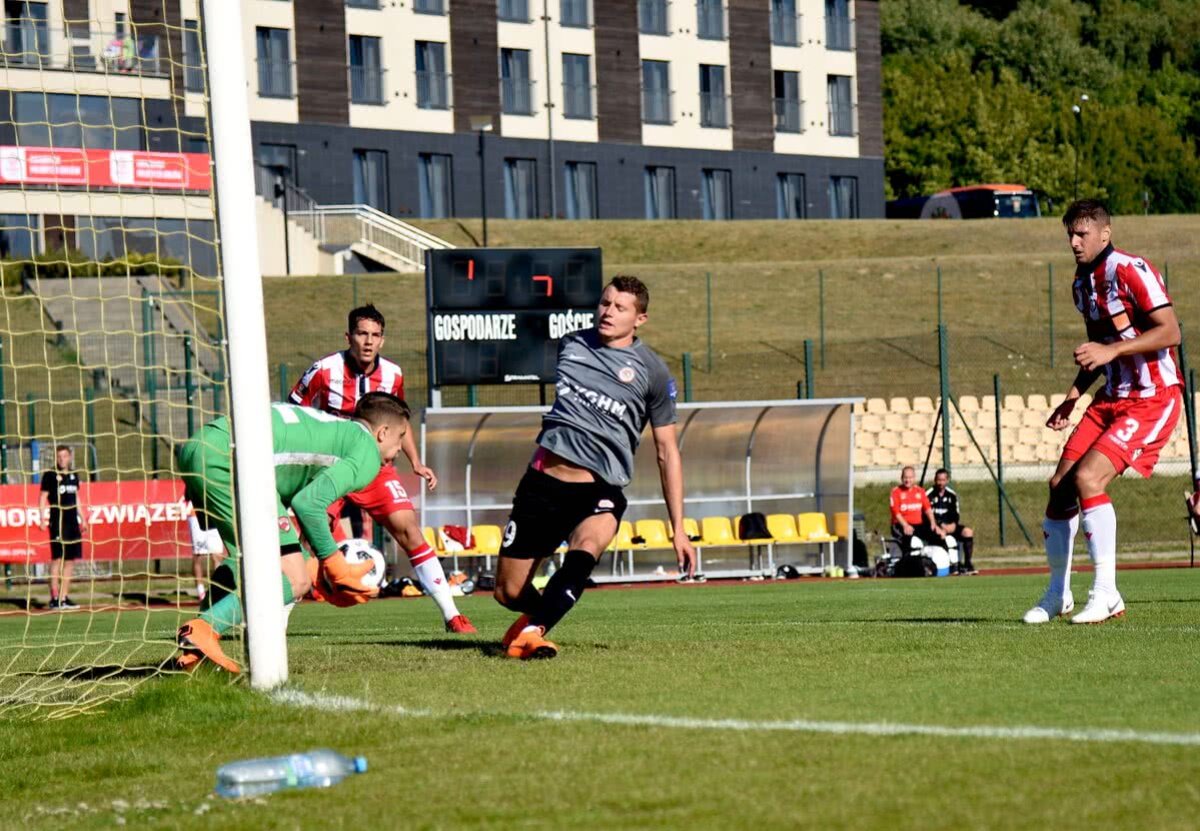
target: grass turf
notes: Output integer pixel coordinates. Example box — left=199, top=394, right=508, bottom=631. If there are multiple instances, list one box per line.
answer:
left=2, top=569, right=1200, bottom=829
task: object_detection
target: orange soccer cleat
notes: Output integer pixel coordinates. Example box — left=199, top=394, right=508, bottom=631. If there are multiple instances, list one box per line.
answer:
left=505, top=625, right=558, bottom=660
left=445, top=614, right=477, bottom=634
left=501, top=614, right=531, bottom=648
left=176, top=618, right=241, bottom=674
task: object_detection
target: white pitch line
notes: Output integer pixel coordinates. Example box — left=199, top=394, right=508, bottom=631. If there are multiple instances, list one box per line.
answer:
left=271, top=688, right=1200, bottom=748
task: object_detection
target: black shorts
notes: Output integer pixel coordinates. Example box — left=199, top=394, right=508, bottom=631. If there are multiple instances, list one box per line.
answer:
left=49, top=539, right=83, bottom=561
left=500, top=467, right=627, bottom=561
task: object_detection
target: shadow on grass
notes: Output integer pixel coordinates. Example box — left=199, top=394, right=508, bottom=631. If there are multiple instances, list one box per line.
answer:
left=841, top=616, right=998, bottom=624
left=17, top=660, right=173, bottom=682
left=336, top=638, right=507, bottom=657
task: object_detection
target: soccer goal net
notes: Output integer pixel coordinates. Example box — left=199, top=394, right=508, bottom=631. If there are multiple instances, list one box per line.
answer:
left=0, top=3, right=282, bottom=718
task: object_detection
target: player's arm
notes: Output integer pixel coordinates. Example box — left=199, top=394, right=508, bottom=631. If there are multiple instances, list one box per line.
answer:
left=292, top=459, right=380, bottom=598
left=76, top=483, right=87, bottom=533
left=651, top=423, right=696, bottom=577
left=38, top=474, right=50, bottom=526
left=399, top=424, right=437, bottom=491
left=288, top=361, right=324, bottom=406
left=942, top=495, right=959, bottom=534
left=921, top=492, right=942, bottom=536
left=1047, top=366, right=1104, bottom=430
left=889, top=489, right=911, bottom=534
left=1074, top=305, right=1180, bottom=371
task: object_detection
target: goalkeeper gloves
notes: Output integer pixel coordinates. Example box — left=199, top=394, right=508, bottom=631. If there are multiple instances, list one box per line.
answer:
left=317, top=549, right=379, bottom=601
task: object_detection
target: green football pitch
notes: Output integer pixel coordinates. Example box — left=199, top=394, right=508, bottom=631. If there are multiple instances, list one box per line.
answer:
left=3, top=569, right=1200, bottom=829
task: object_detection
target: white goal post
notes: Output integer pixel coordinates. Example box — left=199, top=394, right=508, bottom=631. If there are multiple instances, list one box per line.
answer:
left=201, top=1, right=286, bottom=689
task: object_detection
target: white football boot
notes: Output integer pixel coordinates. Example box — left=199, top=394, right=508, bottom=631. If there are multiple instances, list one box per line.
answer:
left=1022, top=589, right=1075, bottom=624
left=1070, top=590, right=1125, bottom=624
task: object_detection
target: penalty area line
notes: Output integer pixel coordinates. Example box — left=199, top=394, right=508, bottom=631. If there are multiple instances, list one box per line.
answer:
left=270, top=688, right=1200, bottom=748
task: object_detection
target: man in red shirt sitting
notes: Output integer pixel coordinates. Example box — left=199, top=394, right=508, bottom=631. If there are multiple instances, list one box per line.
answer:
left=889, top=465, right=945, bottom=555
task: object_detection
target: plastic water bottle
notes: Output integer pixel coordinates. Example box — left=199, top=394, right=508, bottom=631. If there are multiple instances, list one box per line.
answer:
left=215, top=749, right=367, bottom=799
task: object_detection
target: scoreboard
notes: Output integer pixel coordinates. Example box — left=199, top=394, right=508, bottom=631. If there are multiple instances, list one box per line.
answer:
left=425, top=248, right=603, bottom=386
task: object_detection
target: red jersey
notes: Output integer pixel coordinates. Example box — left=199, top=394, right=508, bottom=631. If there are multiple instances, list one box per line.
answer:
left=1072, top=245, right=1179, bottom=399
left=289, top=350, right=405, bottom=417
left=890, top=485, right=930, bottom=525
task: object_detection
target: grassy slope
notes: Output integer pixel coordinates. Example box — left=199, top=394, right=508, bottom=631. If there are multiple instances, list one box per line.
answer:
left=3, top=572, right=1200, bottom=829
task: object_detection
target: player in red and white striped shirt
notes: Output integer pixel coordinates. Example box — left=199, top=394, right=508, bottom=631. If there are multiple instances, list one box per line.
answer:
left=291, top=304, right=475, bottom=633
left=1026, top=200, right=1182, bottom=625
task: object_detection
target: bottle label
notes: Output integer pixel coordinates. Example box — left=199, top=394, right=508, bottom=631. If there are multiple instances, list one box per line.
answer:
left=287, top=754, right=315, bottom=786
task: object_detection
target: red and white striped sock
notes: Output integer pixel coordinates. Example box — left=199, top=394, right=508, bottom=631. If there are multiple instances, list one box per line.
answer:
left=1081, top=494, right=1118, bottom=596
left=407, top=542, right=459, bottom=622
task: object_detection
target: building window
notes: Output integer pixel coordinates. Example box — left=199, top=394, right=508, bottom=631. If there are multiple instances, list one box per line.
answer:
left=348, top=35, right=384, bottom=104
left=3, top=1, right=49, bottom=65
left=504, top=158, right=538, bottom=219
left=413, top=0, right=445, bottom=13
left=562, top=53, right=592, bottom=120
left=500, top=48, right=534, bottom=115
left=641, top=60, right=671, bottom=124
left=353, top=149, right=389, bottom=212
left=827, top=74, right=855, bottom=136
left=498, top=0, right=529, bottom=22
left=0, top=214, right=37, bottom=259
left=828, top=175, right=858, bottom=219
left=256, top=27, right=293, bottom=98
left=564, top=162, right=597, bottom=220
left=825, top=0, right=853, bottom=51
left=415, top=41, right=450, bottom=110
left=696, top=0, right=725, bottom=40
left=182, top=19, right=204, bottom=91
left=14, top=92, right=143, bottom=150
left=699, top=64, right=727, bottom=128
left=419, top=153, right=453, bottom=218
left=561, top=0, right=588, bottom=27
left=773, top=70, right=802, bottom=133
left=257, top=142, right=299, bottom=196
left=701, top=169, right=732, bottom=220
left=346, top=0, right=381, bottom=8
left=644, top=166, right=675, bottom=219
left=638, top=0, right=668, bottom=34
left=76, top=216, right=217, bottom=276
left=770, top=0, right=798, bottom=46
left=776, top=173, right=805, bottom=219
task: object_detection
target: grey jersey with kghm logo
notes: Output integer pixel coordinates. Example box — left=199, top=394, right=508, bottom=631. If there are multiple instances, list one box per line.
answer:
left=537, top=329, right=677, bottom=487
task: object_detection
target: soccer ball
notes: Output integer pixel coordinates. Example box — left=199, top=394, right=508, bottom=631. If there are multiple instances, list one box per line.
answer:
left=335, top=539, right=387, bottom=590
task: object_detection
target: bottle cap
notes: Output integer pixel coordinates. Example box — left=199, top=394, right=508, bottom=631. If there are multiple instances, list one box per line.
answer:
left=354, top=756, right=368, bottom=773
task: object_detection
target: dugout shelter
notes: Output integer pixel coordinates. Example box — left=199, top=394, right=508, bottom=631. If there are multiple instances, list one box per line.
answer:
left=419, top=399, right=859, bottom=580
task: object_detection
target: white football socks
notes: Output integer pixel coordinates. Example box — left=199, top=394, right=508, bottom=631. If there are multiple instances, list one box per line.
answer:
left=1042, top=510, right=1079, bottom=597
left=408, top=542, right=460, bottom=622
left=1081, top=495, right=1118, bottom=596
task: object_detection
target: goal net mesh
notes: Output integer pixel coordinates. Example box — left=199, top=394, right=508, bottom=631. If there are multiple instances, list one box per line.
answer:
left=0, top=5, right=236, bottom=718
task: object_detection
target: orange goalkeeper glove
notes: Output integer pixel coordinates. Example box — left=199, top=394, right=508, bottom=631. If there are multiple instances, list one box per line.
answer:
left=318, top=550, right=379, bottom=600
left=304, top=557, right=363, bottom=607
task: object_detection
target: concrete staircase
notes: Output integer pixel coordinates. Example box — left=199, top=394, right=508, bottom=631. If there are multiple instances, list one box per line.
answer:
left=32, top=275, right=223, bottom=444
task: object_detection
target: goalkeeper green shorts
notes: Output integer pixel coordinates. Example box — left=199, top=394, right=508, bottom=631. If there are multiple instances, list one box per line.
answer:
left=176, top=420, right=301, bottom=559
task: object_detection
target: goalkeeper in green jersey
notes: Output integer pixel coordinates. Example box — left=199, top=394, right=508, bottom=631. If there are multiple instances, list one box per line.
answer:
left=175, top=392, right=410, bottom=673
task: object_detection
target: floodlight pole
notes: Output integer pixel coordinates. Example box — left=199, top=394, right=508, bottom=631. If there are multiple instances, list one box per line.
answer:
left=202, top=1, right=288, bottom=689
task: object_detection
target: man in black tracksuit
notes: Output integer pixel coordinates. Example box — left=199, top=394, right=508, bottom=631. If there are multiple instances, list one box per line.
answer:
left=927, top=468, right=977, bottom=574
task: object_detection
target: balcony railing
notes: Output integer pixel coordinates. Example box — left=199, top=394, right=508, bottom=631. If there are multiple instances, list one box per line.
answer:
left=641, top=88, right=672, bottom=124
left=699, top=91, right=730, bottom=128
left=0, top=28, right=167, bottom=78
left=828, top=103, right=856, bottom=136
left=413, top=0, right=446, bottom=12
left=639, top=0, right=670, bottom=34
left=257, top=58, right=295, bottom=98
left=826, top=15, right=854, bottom=51
left=696, top=0, right=726, bottom=40
left=773, top=97, right=803, bottom=133
left=770, top=9, right=801, bottom=46
left=562, top=82, right=596, bottom=119
left=349, top=65, right=385, bottom=104
left=416, top=70, right=452, bottom=110
left=501, top=77, right=536, bottom=115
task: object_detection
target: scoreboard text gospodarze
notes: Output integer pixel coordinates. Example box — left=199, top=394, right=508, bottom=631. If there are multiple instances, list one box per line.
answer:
left=425, top=248, right=603, bottom=386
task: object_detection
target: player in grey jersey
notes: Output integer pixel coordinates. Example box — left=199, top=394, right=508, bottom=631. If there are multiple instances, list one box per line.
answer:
left=496, top=275, right=697, bottom=659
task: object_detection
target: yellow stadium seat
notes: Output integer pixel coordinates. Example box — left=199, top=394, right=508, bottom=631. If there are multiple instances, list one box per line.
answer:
left=959, top=395, right=979, bottom=412
left=1000, top=410, right=1021, bottom=428
left=1022, top=409, right=1047, bottom=428
left=883, top=413, right=907, bottom=433
left=876, top=430, right=900, bottom=449
left=471, top=524, right=503, bottom=556
left=833, top=511, right=851, bottom=540
left=1050, top=393, right=1066, bottom=408
left=912, top=396, right=936, bottom=413
left=613, top=520, right=637, bottom=550
left=870, top=447, right=896, bottom=467
left=857, top=431, right=877, bottom=450
left=1013, top=443, right=1039, bottom=463
left=668, top=517, right=701, bottom=541
left=635, top=519, right=673, bottom=550
left=907, top=412, right=934, bottom=432
left=797, top=512, right=839, bottom=569
left=766, top=514, right=800, bottom=542
left=889, top=397, right=912, bottom=414
left=700, top=516, right=741, bottom=547
left=866, top=398, right=888, bottom=414
left=980, top=395, right=996, bottom=410
left=859, top=414, right=883, bottom=433
left=1027, top=394, right=1049, bottom=411
left=422, top=526, right=440, bottom=551
left=854, top=445, right=872, bottom=467
left=1017, top=427, right=1040, bottom=446
left=900, top=430, right=924, bottom=449
left=732, top=515, right=772, bottom=544
left=895, top=446, right=921, bottom=466
left=1004, top=395, right=1025, bottom=411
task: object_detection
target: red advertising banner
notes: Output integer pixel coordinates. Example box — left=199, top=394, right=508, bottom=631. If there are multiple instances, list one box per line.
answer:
left=0, top=146, right=211, bottom=191
left=0, top=480, right=193, bottom=563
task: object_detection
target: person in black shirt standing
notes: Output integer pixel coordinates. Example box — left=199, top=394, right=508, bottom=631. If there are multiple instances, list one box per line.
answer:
left=927, top=468, right=976, bottom=574
left=39, top=445, right=87, bottom=609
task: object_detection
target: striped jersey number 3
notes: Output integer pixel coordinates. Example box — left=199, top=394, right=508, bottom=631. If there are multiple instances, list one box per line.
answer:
left=1114, top=418, right=1139, bottom=443
left=275, top=404, right=342, bottom=424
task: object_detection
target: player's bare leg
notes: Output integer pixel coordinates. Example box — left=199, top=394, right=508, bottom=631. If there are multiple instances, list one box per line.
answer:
left=1024, top=456, right=1082, bottom=623
left=49, top=558, right=61, bottom=607
left=495, top=556, right=545, bottom=647
left=505, top=513, right=617, bottom=660
left=382, top=509, right=475, bottom=633
left=1070, top=450, right=1125, bottom=624
left=60, top=560, right=74, bottom=607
